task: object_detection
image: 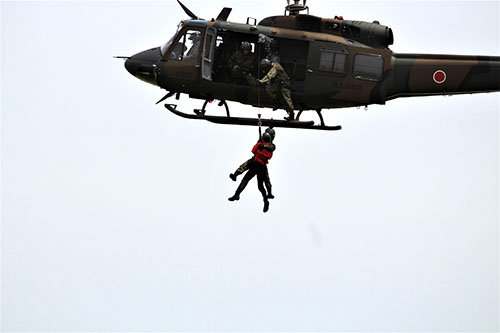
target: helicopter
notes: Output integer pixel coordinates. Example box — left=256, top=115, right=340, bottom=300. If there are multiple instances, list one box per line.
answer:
left=120, top=0, right=500, bottom=131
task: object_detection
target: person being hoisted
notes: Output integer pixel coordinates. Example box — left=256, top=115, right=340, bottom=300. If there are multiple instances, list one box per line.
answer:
left=228, top=132, right=274, bottom=213
left=259, top=58, right=295, bottom=121
left=230, top=127, right=276, bottom=199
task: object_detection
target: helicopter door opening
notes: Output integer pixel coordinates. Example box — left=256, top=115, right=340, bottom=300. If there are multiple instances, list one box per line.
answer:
left=202, top=27, right=217, bottom=81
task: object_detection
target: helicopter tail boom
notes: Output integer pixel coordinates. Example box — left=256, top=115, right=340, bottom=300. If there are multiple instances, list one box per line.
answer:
left=388, top=53, right=500, bottom=99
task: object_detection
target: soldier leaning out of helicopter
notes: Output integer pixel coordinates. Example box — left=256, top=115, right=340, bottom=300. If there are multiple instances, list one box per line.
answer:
left=258, top=58, right=295, bottom=121
left=230, top=127, right=276, bottom=199
left=227, top=41, right=258, bottom=86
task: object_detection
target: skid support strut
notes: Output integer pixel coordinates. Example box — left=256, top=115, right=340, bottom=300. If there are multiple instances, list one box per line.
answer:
left=194, top=99, right=230, bottom=117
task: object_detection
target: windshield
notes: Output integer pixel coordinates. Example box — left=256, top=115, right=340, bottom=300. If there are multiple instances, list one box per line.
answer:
left=160, top=21, right=183, bottom=56
left=168, top=30, right=202, bottom=62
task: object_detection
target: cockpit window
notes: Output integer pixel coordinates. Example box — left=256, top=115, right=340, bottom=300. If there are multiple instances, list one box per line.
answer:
left=160, top=22, right=183, bottom=56
left=168, top=30, right=202, bottom=62
left=161, top=36, right=175, bottom=56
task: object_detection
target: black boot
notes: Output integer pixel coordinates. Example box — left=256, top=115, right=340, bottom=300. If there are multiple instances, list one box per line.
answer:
left=228, top=194, right=240, bottom=201
left=284, top=110, right=295, bottom=121
left=267, top=193, right=275, bottom=199
left=263, top=199, right=270, bottom=213
left=229, top=170, right=241, bottom=181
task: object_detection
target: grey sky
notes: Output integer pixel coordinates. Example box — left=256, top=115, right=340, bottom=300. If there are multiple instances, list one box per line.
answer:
left=1, top=0, right=499, bottom=331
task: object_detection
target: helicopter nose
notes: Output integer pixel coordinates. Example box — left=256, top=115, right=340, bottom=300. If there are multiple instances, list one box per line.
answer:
left=124, top=57, right=138, bottom=76
left=124, top=47, right=162, bottom=85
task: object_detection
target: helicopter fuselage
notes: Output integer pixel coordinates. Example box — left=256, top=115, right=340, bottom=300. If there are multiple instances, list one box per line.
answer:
left=124, top=15, right=499, bottom=112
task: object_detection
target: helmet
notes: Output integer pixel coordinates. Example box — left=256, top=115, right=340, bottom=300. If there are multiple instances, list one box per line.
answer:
left=240, top=42, right=252, bottom=51
left=189, top=33, right=201, bottom=41
left=262, top=132, right=272, bottom=143
left=260, top=58, right=271, bottom=68
left=265, top=127, right=275, bottom=139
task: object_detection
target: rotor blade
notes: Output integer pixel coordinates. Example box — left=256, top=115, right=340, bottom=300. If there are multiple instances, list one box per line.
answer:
left=216, top=7, right=232, bottom=21
left=177, top=0, right=199, bottom=20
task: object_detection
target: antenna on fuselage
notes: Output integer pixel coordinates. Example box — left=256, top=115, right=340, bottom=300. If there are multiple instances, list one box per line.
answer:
left=285, top=0, right=309, bottom=16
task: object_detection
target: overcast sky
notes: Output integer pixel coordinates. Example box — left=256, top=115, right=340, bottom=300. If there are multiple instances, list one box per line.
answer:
left=1, top=0, right=499, bottom=331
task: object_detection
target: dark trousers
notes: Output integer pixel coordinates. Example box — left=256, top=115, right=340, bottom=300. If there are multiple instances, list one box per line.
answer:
left=234, top=161, right=268, bottom=201
left=236, top=158, right=272, bottom=195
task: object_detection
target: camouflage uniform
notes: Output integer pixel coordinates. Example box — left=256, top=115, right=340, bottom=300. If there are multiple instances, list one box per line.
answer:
left=228, top=50, right=257, bottom=85
left=259, top=62, right=294, bottom=112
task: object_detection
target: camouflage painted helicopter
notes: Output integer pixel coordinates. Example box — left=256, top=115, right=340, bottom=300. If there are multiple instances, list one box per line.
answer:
left=121, top=0, right=500, bottom=131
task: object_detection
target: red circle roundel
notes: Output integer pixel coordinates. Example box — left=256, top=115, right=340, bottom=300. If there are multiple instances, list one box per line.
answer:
left=433, top=70, right=447, bottom=84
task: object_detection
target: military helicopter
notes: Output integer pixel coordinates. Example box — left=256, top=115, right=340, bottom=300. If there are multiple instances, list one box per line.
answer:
left=120, top=0, right=500, bottom=131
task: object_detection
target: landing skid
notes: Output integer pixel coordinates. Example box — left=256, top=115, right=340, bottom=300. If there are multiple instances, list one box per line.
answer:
left=164, top=104, right=342, bottom=131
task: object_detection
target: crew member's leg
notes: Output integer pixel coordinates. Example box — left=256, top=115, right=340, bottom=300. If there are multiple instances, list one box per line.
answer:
left=265, top=85, right=281, bottom=110
left=257, top=166, right=270, bottom=212
left=263, top=165, right=274, bottom=199
left=228, top=166, right=257, bottom=201
left=230, top=158, right=252, bottom=181
left=281, top=87, right=295, bottom=121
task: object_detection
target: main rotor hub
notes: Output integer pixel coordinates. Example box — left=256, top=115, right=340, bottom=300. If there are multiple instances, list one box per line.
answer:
left=285, top=0, right=309, bottom=16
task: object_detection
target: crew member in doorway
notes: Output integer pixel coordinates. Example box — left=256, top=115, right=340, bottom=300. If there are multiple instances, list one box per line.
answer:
left=259, top=58, right=295, bottom=121
left=228, top=42, right=257, bottom=85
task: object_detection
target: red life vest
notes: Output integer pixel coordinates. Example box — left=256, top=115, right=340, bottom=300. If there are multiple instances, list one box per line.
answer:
left=252, top=142, right=273, bottom=165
